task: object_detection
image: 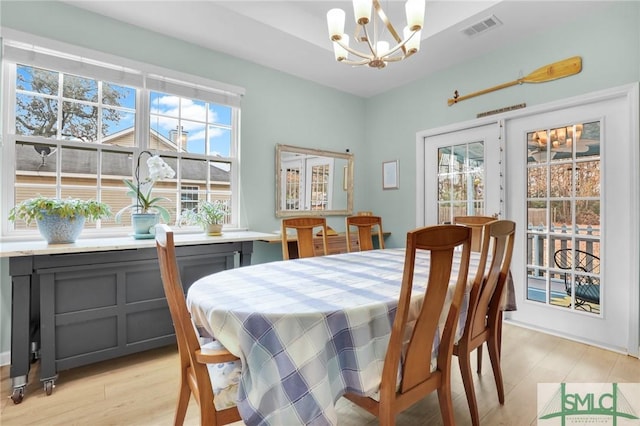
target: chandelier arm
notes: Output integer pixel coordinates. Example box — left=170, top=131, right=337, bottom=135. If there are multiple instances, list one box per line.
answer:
left=339, top=58, right=372, bottom=66
left=334, top=39, right=374, bottom=60
left=373, top=0, right=403, bottom=44
left=360, top=23, right=377, bottom=57
left=383, top=51, right=416, bottom=64
left=381, top=30, right=419, bottom=59
left=383, top=55, right=406, bottom=63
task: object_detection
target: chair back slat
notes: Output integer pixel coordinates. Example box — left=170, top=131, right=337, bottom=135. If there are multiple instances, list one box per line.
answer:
left=453, top=215, right=495, bottom=253
left=281, top=217, right=328, bottom=259
left=486, top=221, right=516, bottom=327
left=345, top=215, right=384, bottom=252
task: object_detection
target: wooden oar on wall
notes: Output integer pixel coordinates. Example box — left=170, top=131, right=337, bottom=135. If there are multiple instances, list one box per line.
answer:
left=447, top=56, right=582, bottom=106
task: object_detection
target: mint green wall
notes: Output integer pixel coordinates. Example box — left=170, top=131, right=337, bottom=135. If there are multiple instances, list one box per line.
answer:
left=1, top=1, right=638, bottom=356
left=361, top=2, right=640, bottom=249
left=0, top=1, right=365, bottom=355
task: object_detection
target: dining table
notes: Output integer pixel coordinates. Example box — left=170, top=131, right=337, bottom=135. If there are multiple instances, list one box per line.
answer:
left=186, top=247, right=514, bottom=426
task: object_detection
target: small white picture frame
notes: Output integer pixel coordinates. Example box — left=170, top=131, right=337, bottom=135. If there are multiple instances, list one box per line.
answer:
left=382, top=160, right=399, bottom=190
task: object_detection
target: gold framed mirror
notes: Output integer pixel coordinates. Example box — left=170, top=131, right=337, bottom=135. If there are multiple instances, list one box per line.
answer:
left=275, top=144, right=353, bottom=217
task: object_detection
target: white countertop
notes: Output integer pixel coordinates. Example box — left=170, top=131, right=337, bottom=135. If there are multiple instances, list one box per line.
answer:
left=0, top=230, right=277, bottom=258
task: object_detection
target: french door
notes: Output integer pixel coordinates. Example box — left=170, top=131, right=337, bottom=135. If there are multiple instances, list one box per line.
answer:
left=505, top=89, right=638, bottom=354
left=418, top=85, right=639, bottom=355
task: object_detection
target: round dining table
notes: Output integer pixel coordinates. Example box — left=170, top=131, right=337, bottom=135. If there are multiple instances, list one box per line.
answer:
left=187, top=248, right=486, bottom=426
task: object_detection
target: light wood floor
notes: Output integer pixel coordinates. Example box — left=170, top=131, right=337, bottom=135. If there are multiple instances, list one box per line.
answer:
left=1, top=323, right=639, bottom=425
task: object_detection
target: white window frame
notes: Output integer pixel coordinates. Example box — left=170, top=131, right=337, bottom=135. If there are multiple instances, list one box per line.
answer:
left=1, top=30, right=245, bottom=237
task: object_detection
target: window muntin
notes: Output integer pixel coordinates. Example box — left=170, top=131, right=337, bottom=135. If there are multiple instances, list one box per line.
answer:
left=5, top=56, right=240, bottom=235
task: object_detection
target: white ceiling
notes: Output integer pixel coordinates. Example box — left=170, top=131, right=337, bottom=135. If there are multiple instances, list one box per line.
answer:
left=63, top=1, right=611, bottom=98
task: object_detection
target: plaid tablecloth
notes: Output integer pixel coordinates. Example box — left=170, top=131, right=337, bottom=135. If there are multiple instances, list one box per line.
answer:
left=187, top=248, right=482, bottom=425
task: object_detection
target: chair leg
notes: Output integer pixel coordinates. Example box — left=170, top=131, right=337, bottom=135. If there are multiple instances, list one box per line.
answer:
left=437, top=377, right=457, bottom=426
left=497, top=311, right=503, bottom=357
left=476, top=345, right=483, bottom=374
left=174, top=379, right=191, bottom=426
left=378, top=400, right=396, bottom=426
left=459, top=350, right=480, bottom=426
left=487, top=336, right=505, bottom=404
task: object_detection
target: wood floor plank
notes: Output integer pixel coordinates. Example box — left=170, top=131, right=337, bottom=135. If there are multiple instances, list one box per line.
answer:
left=1, top=324, right=638, bottom=426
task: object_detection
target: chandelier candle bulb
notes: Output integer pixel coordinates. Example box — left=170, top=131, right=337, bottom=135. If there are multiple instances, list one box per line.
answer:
left=334, top=34, right=349, bottom=61
left=406, top=0, right=425, bottom=30
left=327, top=9, right=346, bottom=41
left=376, top=41, right=389, bottom=57
left=353, top=0, right=372, bottom=24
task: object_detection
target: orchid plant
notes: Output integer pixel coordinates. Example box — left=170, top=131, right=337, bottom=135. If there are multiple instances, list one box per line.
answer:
left=115, top=151, right=176, bottom=224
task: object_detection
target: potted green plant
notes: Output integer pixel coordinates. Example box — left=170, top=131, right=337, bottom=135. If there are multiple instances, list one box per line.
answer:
left=114, top=151, right=176, bottom=238
left=9, top=196, right=112, bottom=244
left=179, top=200, right=227, bottom=236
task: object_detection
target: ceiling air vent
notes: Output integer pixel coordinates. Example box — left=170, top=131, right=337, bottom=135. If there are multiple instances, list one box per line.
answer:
left=461, top=15, right=502, bottom=38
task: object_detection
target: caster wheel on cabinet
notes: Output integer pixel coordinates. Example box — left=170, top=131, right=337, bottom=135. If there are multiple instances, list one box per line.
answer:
left=44, top=380, right=55, bottom=396
left=10, top=387, right=25, bottom=404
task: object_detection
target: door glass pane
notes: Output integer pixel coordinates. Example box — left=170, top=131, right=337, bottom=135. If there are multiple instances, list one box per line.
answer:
left=436, top=141, right=485, bottom=223
left=549, top=163, right=572, bottom=198
left=576, top=161, right=600, bottom=197
left=527, top=268, right=547, bottom=304
left=310, top=164, right=330, bottom=211
left=527, top=166, right=547, bottom=198
left=576, top=121, right=600, bottom=159
left=285, top=166, right=301, bottom=211
left=527, top=130, right=549, bottom=164
left=525, top=121, right=601, bottom=315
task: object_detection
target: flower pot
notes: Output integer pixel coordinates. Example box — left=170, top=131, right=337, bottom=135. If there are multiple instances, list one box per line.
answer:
left=36, top=212, right=86, bottom=244
left=205, top=223, right=223, bottom=236
left=131, top=213, right=159, bottom=238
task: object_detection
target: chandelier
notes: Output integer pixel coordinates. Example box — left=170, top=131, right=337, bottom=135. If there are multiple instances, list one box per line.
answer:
left=326, top=0, right=425, bottom=69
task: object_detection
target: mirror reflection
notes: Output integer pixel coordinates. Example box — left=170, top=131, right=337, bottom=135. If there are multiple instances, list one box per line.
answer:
left=276, top=144, right=353, bottom=217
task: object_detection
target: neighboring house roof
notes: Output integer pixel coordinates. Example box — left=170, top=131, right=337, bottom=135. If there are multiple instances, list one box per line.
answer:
left=15, top=127, right=230, bottom=183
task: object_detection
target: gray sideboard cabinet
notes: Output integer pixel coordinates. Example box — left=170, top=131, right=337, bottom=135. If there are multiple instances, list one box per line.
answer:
left=8, top=239, right=254, bottom=403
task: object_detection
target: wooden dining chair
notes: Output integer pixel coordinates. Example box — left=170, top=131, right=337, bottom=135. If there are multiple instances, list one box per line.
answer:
left=453, top=215, right=498, bottom=368
left=452, top=220, right=515, bottom=426
left=345, top=215, right=384, bottom=252
left=453, top=215, right=496, bottom=253
left=344, top=224, right=472, bottom=426
left=281, top=217, right=328, bottom=260
left=155, top=224, right=242, bottom=426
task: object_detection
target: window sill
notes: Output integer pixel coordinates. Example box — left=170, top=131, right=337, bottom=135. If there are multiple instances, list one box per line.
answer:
left=0, top=229, right=271, bottom=258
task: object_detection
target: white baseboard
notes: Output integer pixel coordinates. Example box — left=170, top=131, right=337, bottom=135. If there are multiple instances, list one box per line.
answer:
left=504, top=319, right=632, bottom=357
left=0, top=351, right=10, bottom=367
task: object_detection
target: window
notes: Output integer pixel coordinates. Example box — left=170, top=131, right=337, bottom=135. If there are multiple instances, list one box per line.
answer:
left=181, top=185, right=199, bottom=212
left=2, top=39, right=243, bottom=236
